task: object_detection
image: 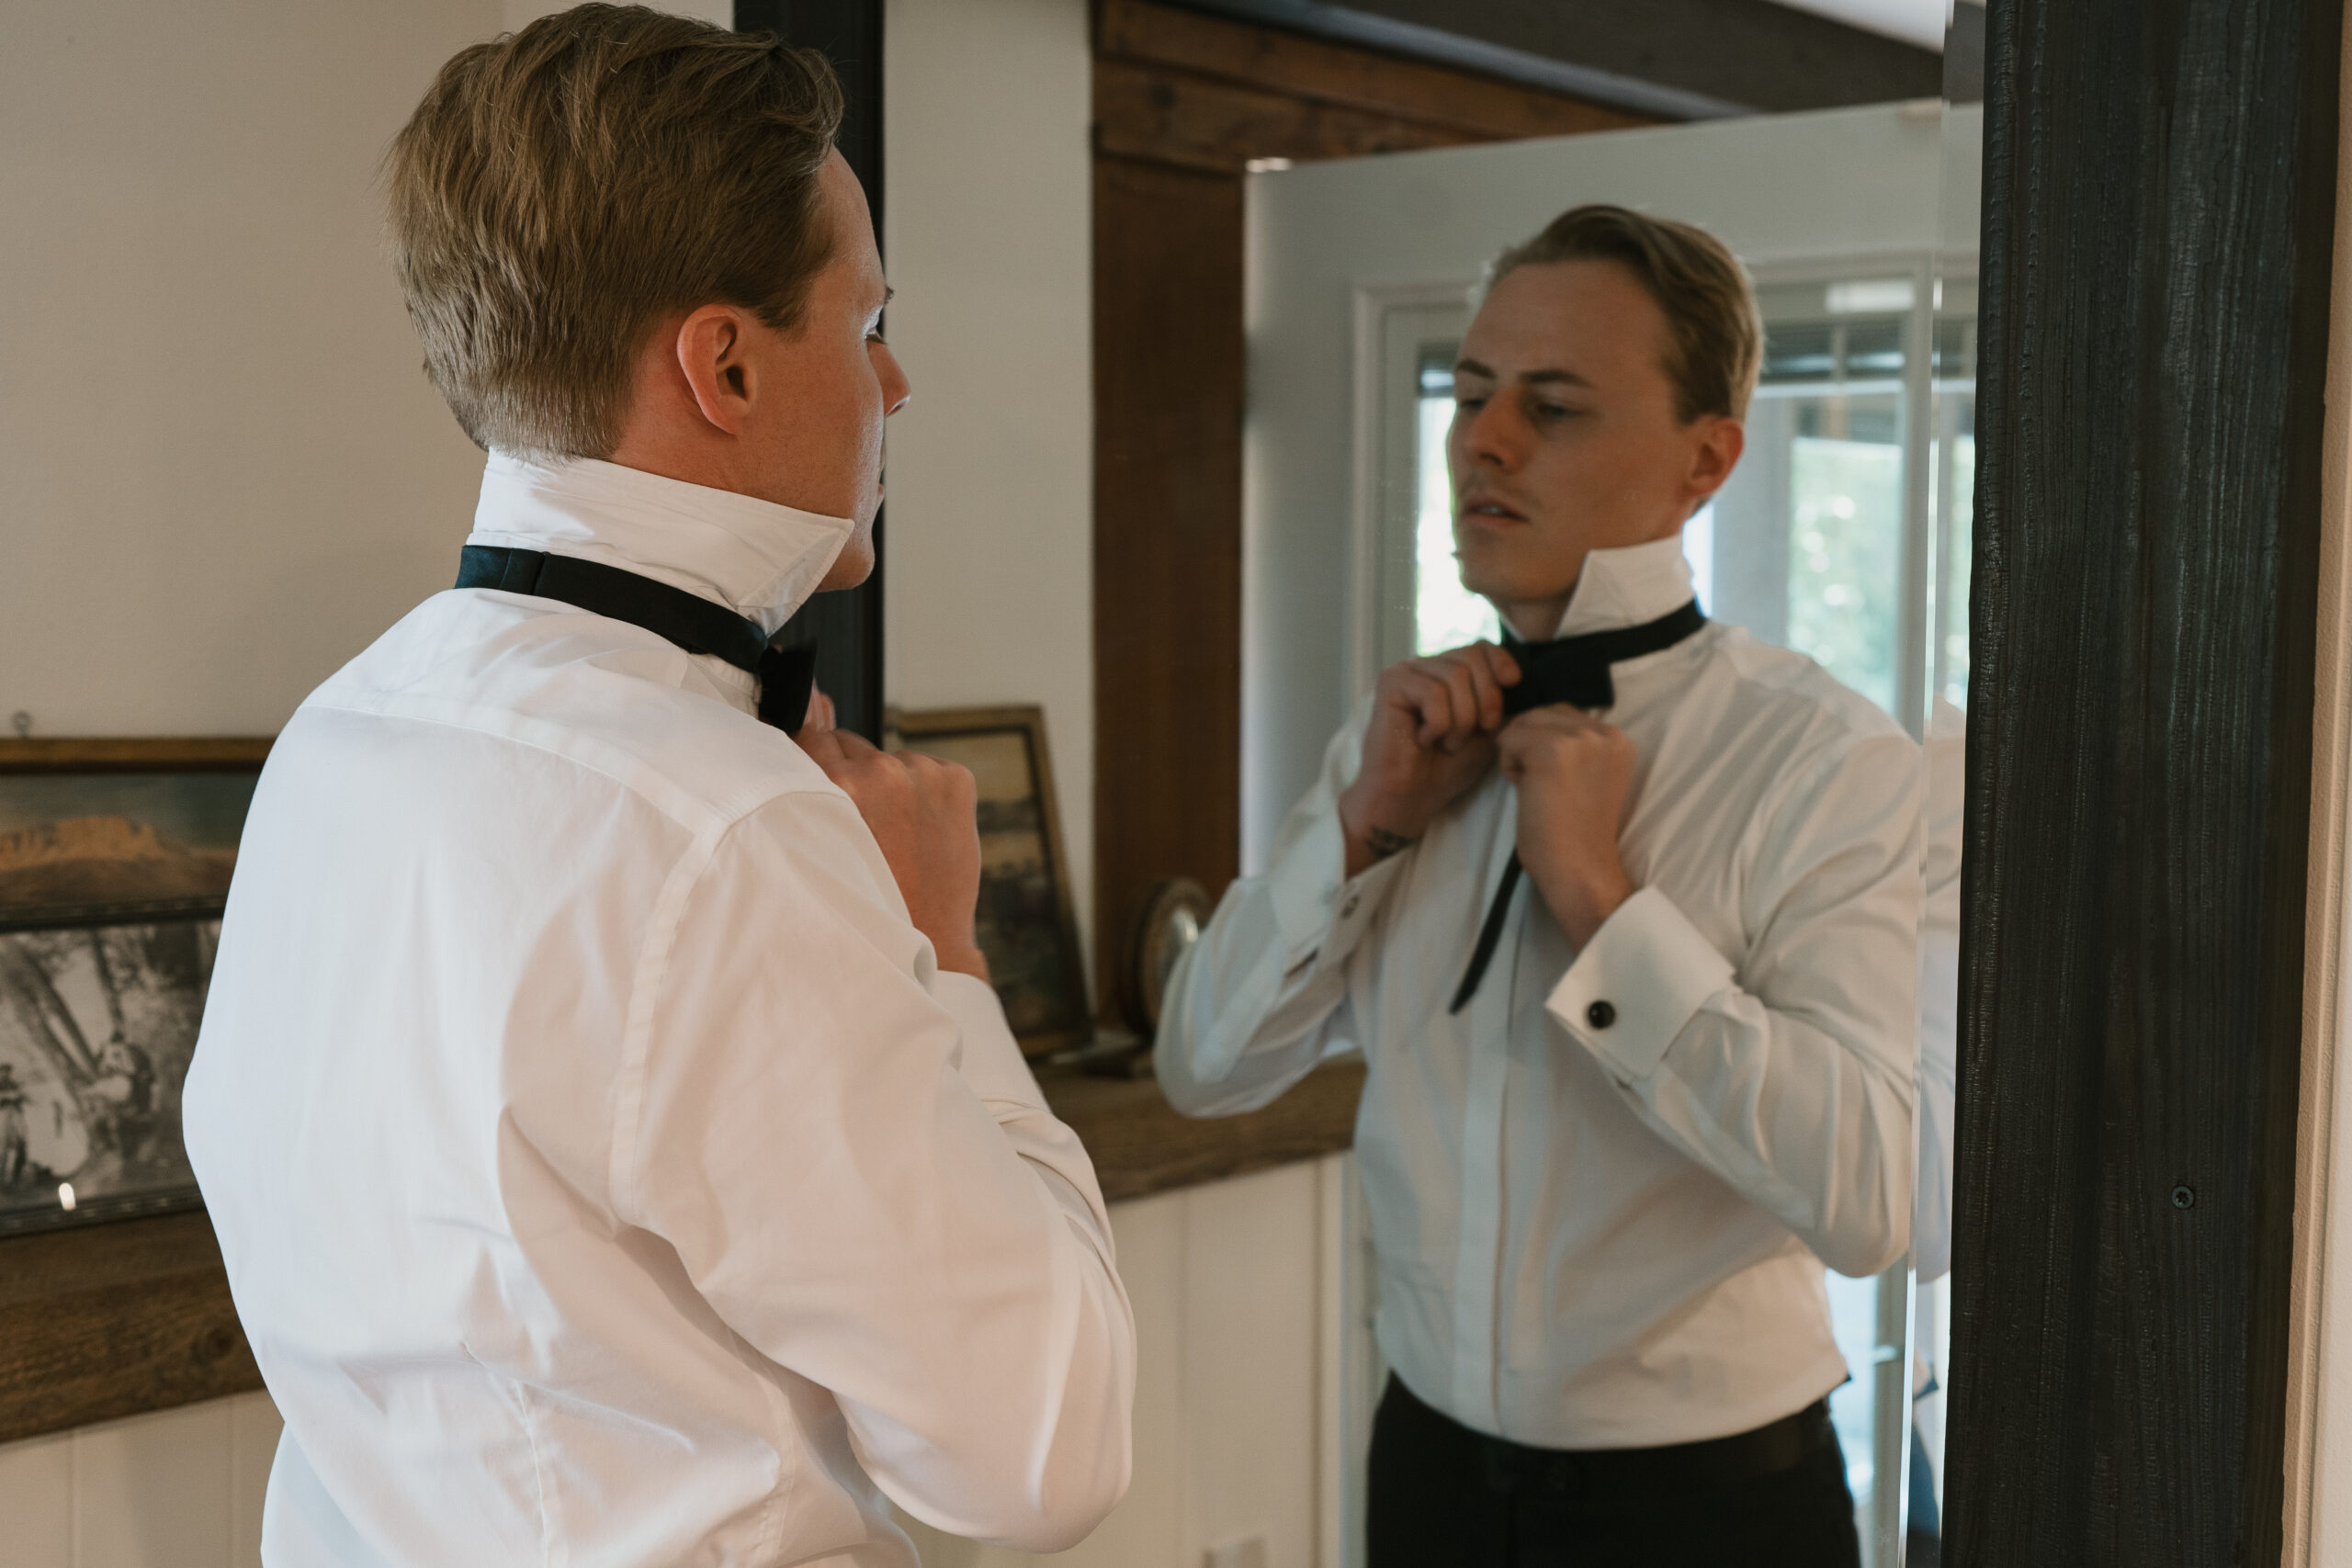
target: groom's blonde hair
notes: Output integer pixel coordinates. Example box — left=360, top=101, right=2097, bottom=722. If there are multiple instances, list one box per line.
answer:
left=385, top=5, right=843, bottom=460
left=1491, top=206, right=1762, bottom=423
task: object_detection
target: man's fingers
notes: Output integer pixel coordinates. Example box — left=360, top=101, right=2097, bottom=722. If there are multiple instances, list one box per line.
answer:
left=1421, top=648, right=1513, bottom=737
left=1387, top=667, right=1449, bottom=742
left=802, top=685, right=836, bottom=733
left=796, top=722, right=883, bottom=782
left=1435, top=660, right=1482, bottom=748
left=1453, top=648, right=1508, bottom=731
left=793, top=724, right=847, bottom=769
left=1400, top=667, right=1467, bottom=747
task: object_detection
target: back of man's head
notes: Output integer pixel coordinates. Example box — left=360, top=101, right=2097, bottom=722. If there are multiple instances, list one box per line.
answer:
left=1490, top=205, right=1761, bottom=425
left=386, top=5, right=842, bottom=463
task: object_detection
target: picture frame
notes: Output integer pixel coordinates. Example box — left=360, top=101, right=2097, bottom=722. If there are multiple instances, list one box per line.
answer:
left=883, top=705, right=1091, bottom=1056
left=0, top=739, right=270, bottom=1237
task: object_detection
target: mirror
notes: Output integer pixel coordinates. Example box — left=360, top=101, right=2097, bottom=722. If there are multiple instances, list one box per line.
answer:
left=1909, top=11, right=1987, bottom=1560
left=1153, top=52, right=1984, bottom=1568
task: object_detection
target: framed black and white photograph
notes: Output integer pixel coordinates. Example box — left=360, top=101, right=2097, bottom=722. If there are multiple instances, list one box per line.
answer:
left=0, top=739, right=268, bottom=1235
left=885, top=705, right=1091, bottom=1056
left=0, top=900, right=222, bottom=1235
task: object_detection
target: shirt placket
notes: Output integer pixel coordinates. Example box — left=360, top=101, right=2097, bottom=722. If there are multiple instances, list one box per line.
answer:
left=1447, top=788, right=1517, bottom=1434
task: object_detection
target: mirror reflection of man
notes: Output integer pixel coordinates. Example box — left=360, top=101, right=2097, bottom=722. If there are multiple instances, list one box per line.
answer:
left=1159, top=208, right=1921, bottom=1567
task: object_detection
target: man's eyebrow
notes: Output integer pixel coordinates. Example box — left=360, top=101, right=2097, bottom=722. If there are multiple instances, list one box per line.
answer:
left=1451, top=357, right=1591, bottom=389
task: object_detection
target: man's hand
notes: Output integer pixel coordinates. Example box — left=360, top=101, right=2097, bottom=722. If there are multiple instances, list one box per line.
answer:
left=794, top=696, right=990, bottom=981
left=1498, top=705, right=1638, bottom=948
left=1337, top=643, right=1521, bottom=878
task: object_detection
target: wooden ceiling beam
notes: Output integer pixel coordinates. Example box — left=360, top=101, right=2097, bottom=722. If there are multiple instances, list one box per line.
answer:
left=1152, top=0, right=1945, bottom=119
left=1098, top=0, right=1652, bottom=147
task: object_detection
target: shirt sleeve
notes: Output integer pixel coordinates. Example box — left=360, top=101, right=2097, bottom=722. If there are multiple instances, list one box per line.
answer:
left=618, top=789, right=1136, bottom=1553
left=1156, top=710, right=1404, bottom=1117
left=1546, top=729, right=1923, bottom=1279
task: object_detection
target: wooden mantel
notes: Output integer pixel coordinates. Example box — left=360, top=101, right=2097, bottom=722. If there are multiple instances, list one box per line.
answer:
left=0, top=1059, right=1363, bottom=1445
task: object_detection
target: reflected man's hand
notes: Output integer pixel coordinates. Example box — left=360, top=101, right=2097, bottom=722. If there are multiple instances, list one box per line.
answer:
left=1337, top=643, right=1521, bottom=878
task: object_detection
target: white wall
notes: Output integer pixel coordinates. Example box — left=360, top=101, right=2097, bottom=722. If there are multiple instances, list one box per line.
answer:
left=0, top=6, right=505, bottom=1561
left=0, top=0, right=499, bottom=739
left=0, top=1393, right=281, bottom=1568
left=881, top=0, right=1097, bottom=956
left=900, top=1158, right=1342, bottom=1568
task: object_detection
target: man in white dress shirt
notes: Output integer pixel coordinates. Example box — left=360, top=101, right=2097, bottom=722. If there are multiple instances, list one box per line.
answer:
left=185, top=10, right=1132, bottom=1564
left=1158, top=207, right=1919, bottom=1564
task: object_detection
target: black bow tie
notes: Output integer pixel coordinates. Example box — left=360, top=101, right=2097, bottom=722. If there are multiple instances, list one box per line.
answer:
left=1451, top=598, right=1708, bottom=1013
left=456, top=546, right=817, bottom=733
left=1500, top=599, right=1707, bottom=716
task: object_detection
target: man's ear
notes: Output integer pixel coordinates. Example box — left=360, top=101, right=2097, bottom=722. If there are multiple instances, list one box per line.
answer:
left=674, top=304, right=756, bottom=436
left=1685, top=416, right=1746, bottom=506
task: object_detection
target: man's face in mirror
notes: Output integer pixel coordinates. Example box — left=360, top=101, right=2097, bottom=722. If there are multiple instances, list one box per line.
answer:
left=1447, top=260, right=1742, bottom=629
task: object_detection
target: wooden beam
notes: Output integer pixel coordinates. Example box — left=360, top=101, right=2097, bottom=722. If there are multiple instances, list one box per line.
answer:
left=1947, top=0, right=2342, bottom=1561
left=0, top=1213, right=260, bottom=1444
left=1092, top=153, right=1245, bottom=1004
left=1093, top=56, right=1489, bottom=173
left=1098, top=0, right=1650, bottom=145
left=1158, top=0, right=1943, bottom=118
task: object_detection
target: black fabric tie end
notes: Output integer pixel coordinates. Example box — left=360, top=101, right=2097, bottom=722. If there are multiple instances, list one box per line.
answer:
left=1449, top=854, right=1523, bottom=1014
left=757, top=642, right=819, bottom=733
left=1452, top=597, right=1707, bottom=1011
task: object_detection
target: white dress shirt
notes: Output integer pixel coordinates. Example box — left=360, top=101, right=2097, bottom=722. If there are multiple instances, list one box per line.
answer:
left=186, top=453, right=1135, bottom=1567
left=1157, top=536, right=1919, bottom=1449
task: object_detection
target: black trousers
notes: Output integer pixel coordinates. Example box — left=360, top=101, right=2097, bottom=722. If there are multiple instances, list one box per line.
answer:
left=1367, top=1377, right=1861, bottom=1568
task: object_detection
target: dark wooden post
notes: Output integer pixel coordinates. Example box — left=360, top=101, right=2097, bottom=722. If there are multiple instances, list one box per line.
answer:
left=1949, top=1, right=2340, bottom=1561
left=736, top=0, right=888, bottom=739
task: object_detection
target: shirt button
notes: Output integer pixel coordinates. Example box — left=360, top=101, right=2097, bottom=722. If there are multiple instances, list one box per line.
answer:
left=1341, top=894, right=1360, bottom=919
left=1587, top=1000, right=1617, bottom=1030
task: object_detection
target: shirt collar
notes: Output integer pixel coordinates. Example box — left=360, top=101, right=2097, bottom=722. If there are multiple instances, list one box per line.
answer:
left=1549, top=536, right=1698, bottom=639
left=464, top=452, right=854, bottom=639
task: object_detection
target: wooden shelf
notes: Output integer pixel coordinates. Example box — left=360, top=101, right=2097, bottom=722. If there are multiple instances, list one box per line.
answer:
left=1038, top=1055, right=1363, bottom=1204
left=0, top=1061, right=1362, bottom=1443
left=0, top=1211, right=260, bottom=1445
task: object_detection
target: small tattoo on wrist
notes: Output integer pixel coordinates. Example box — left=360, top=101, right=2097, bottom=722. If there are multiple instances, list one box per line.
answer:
left=1364, top=827, right=1418, bottom=862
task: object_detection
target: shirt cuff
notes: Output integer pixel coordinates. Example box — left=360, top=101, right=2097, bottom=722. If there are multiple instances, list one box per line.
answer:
left=935, top=969, right=1047, bottom=1111
left=1317, top=853, right=1408, bottom=973
left=1546, top=886, right=1736, bottom=1082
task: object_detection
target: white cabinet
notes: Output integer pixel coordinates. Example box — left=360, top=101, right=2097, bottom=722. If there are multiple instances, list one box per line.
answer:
left=899, top=1154, right=1357, bottom=1568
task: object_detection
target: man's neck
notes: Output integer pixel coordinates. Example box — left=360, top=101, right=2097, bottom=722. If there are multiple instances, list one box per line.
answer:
left=1495, top=593, right=1574, bottom=643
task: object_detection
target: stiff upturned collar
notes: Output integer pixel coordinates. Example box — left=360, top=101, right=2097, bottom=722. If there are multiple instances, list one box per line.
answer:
left=465, top=452, right=854, bottom=639
left=1549, top=536, right=1699, bottom=639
